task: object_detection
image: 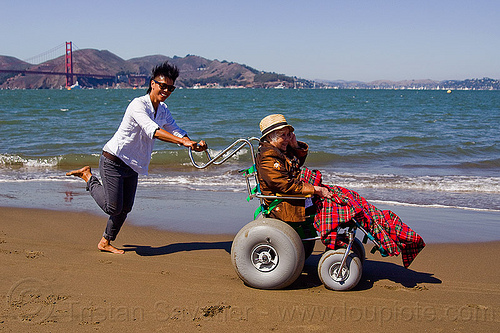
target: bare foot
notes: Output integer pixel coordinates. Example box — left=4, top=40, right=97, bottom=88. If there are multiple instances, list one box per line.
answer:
left=98, top=237, right=125, bottom=254
left=66, top=166, right=92, bottom=183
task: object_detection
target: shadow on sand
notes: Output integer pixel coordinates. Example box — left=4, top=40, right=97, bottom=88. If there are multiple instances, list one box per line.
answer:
left=357, top=259, right=442, bottom=289
left=290, top=253, right=441, bottom=290
left=122, top=242, right=440, bottom=291
left=123, top=241, right=232, bottom=256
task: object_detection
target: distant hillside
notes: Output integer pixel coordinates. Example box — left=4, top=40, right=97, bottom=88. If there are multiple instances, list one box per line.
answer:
left=1, top=50, right=498, bottom=90
left=0, top=56, right=31, bottom=85
left=0, top=49, right=315, bottom=89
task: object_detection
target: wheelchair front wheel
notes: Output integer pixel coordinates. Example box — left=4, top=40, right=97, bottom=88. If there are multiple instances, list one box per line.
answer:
left=318, top=249, right=362, bottom=291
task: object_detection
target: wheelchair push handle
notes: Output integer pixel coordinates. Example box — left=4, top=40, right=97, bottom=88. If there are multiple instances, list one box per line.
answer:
left=188, top=145, right=212, bottom=169
left=188, top=137, right=260, bottom=169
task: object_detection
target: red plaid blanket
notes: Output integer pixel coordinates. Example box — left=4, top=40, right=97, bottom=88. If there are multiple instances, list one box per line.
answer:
left=299, top=167, right=425, bottom=268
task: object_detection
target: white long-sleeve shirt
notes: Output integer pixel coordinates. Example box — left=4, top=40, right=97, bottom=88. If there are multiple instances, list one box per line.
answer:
left=103, top=94, right=187, bottom=175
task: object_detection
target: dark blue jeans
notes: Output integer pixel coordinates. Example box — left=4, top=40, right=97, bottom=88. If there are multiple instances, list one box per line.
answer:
left=87, top=155, right=138, bottom=241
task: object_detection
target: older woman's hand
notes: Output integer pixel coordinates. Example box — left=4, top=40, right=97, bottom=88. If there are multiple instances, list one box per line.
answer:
left=289, top=132, right=299, bottom=149
left=314, top=186, right=333, bottom=199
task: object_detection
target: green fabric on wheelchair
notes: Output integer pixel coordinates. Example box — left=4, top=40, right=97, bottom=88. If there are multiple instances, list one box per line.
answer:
left=247, top=184, right=260, bottom=202
left=239, top=165, right=256, bottom=175
left=253, top=199, right=283, bottom=219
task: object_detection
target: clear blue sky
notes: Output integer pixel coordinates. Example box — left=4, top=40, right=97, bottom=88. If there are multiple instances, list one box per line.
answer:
left=1, top=0, right=499, bottom=82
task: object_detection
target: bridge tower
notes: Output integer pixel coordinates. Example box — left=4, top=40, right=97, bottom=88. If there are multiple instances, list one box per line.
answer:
left=65, top=42, right=74, bottom=87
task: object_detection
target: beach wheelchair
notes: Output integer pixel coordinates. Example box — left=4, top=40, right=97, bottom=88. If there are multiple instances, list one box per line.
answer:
left=189, top=138, right=386, bottom=291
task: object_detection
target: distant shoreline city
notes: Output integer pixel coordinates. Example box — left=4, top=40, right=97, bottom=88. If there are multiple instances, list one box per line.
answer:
left=317, top=77, right=499, bottom=91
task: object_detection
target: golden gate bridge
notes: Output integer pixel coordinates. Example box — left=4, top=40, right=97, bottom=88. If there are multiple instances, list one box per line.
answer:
left=0, top=42, right=146, bottom=88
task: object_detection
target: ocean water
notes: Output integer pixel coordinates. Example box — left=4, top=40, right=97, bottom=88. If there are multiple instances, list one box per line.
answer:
left=1, top=88, right=499, bottom=240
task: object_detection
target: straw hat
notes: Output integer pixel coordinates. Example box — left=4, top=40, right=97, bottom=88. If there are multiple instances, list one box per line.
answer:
left=259, top=114, right=294, bottom=139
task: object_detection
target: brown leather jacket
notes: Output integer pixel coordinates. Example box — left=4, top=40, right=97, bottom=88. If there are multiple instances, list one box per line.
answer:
left=255, top=141, right=315, bottom=222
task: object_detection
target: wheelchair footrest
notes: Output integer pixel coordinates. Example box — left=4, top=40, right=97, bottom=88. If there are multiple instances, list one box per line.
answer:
left=371, top=245, right=389, bottom=257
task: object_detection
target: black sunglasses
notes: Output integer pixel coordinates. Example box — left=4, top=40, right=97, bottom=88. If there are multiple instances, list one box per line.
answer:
left=154, top=80, right=176, bottom=92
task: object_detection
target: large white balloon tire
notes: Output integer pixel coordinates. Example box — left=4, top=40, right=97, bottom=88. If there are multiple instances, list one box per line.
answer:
left=231, top=218, right=305, bottom=290
left=318, top=249, right=362, bottom=291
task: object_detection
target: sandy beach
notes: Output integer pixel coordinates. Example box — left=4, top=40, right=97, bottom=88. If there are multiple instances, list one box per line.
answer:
left=0, top=206, right=498, bottom=332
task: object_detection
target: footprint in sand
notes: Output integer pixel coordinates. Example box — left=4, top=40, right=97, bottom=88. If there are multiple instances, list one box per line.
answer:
left=382, top=285, right=428, bottom=291
left=25, top=250, right=44, bottom=259
left=98, top=259, right=113, bottom=264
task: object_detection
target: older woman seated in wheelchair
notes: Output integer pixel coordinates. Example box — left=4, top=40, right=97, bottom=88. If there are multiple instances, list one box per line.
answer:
left=231, top=114, right=425, bottom=291
left=256, top=114, right=333, bottom=222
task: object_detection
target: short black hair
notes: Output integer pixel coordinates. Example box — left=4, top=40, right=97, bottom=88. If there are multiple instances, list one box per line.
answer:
left=147, top=61, right=179, bottom=93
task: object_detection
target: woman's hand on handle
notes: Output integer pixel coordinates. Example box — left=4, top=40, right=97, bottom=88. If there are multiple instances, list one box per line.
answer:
left=182, top=137, right=208, bottom=152
left=192, top=140, right=208, bottom=152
